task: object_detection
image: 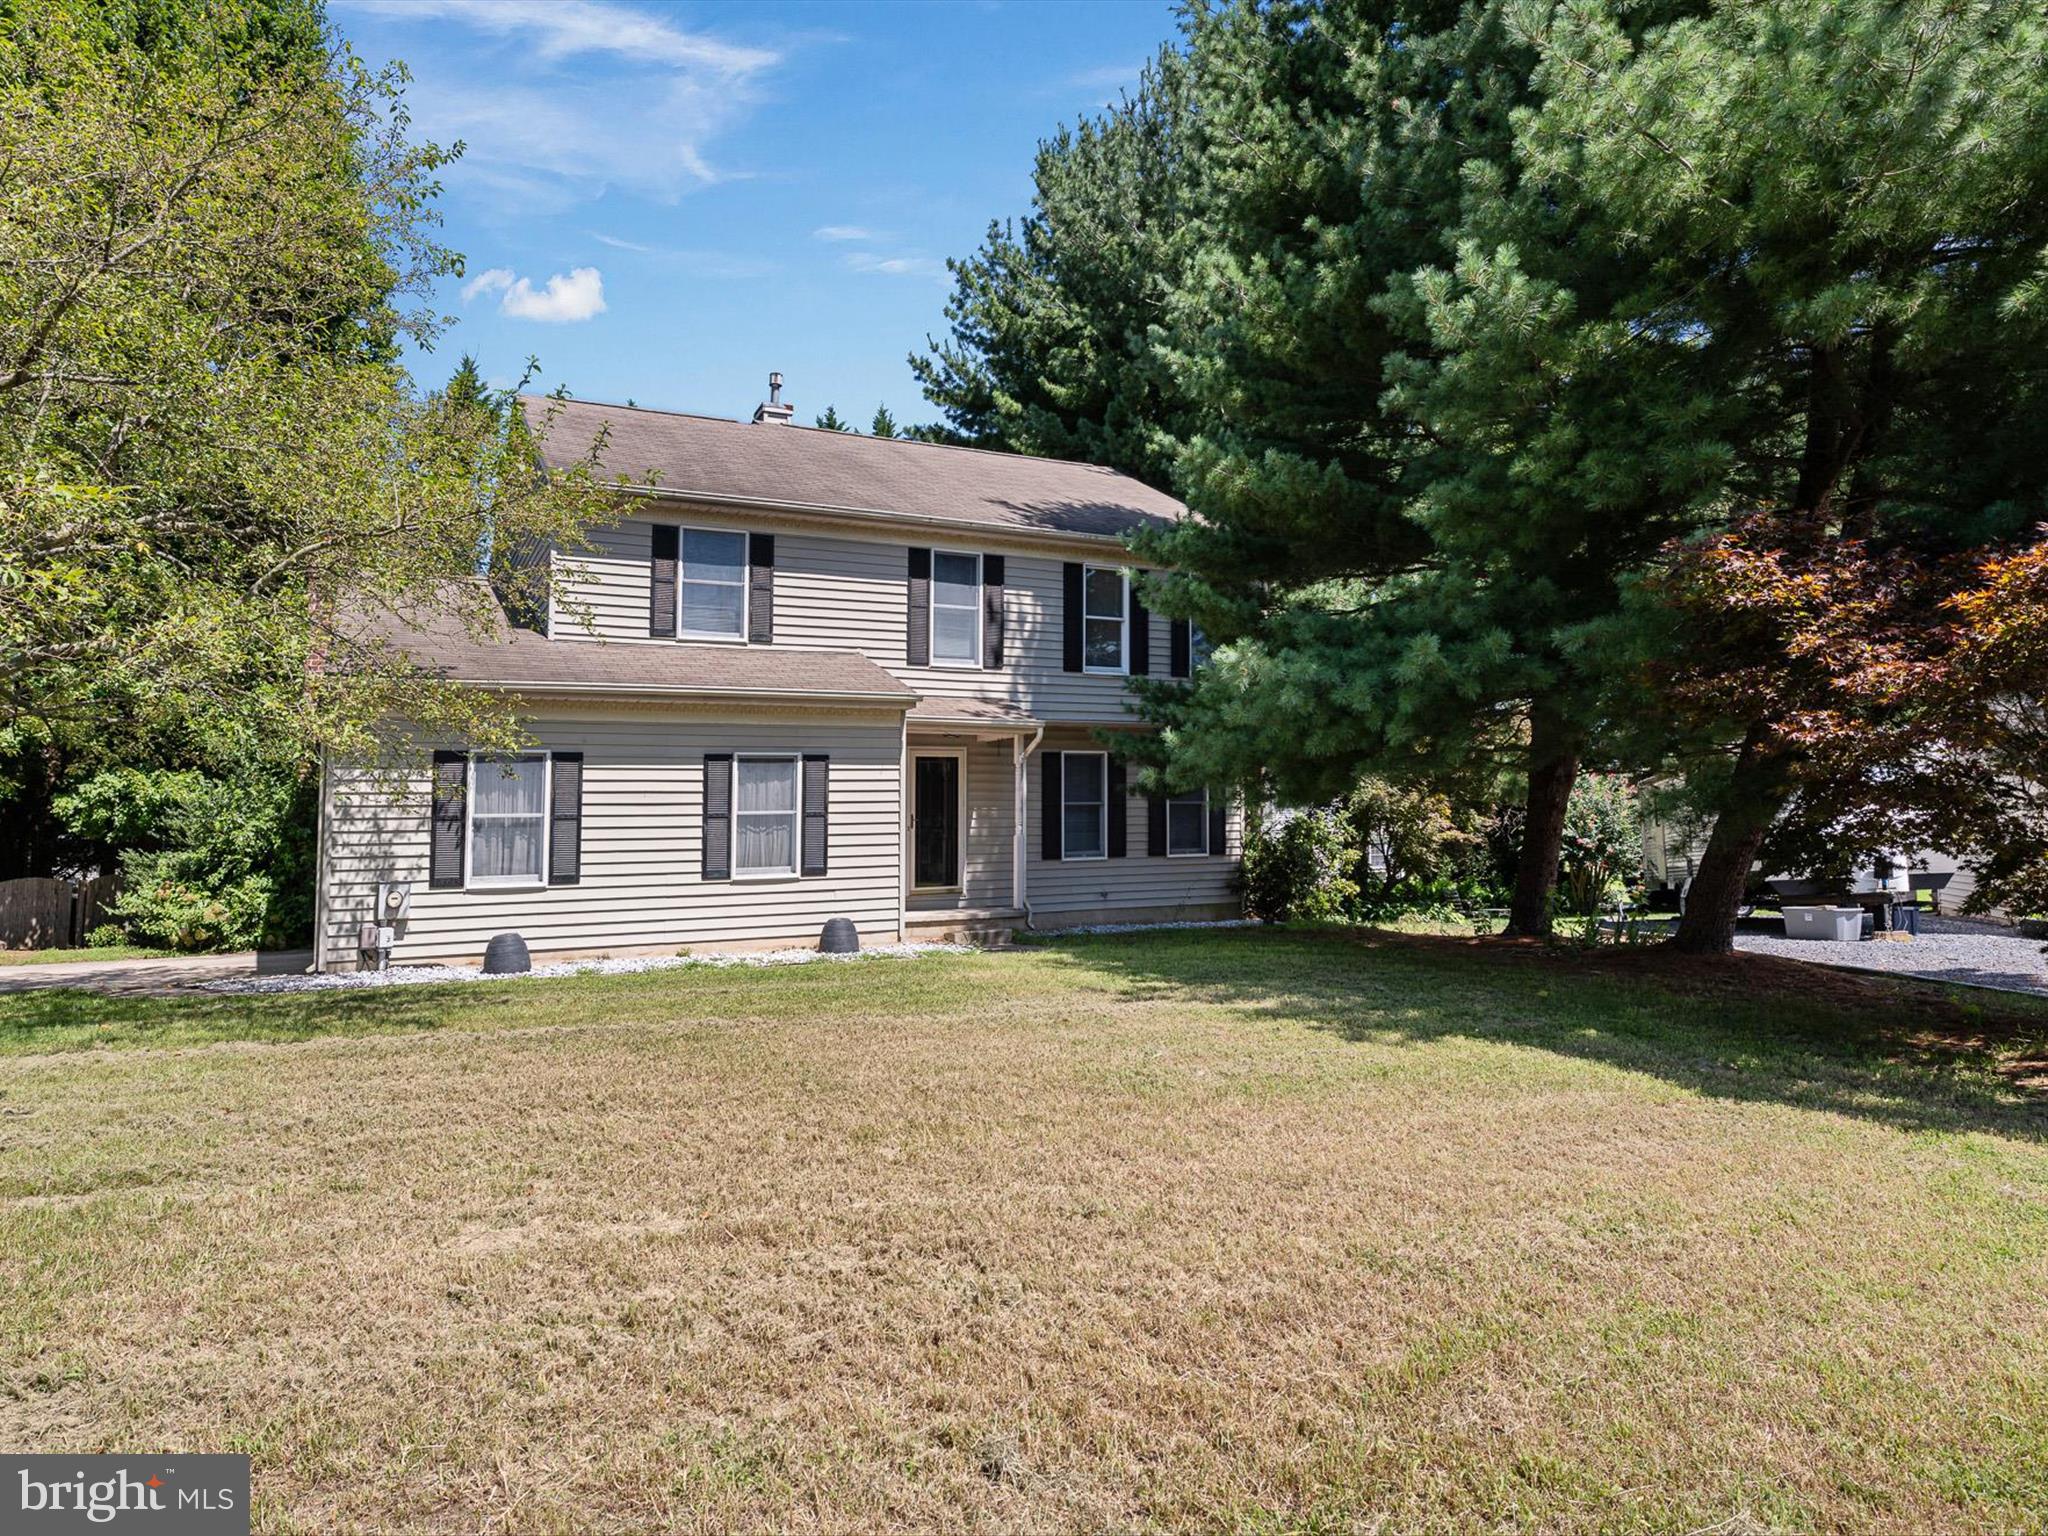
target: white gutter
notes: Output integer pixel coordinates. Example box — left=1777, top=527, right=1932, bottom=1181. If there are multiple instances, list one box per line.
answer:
left=458, top=679, right=915, bottom=707
left=608, top=481, right=1149, bottom=552
left=1012, top=723, right=1045, bottom=927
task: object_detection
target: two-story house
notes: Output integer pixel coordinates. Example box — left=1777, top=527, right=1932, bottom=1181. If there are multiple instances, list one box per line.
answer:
left=311, top=382, right=1241, bottom=971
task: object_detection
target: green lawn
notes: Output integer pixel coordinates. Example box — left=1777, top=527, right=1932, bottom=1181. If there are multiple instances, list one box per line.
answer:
left=2, top=929, right=2044, bottom=1533
left=0, top=943, right=172, bottom=967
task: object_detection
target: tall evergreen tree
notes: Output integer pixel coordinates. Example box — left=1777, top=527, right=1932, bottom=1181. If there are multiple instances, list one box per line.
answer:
left=869, top=404, right=898, bottom=439
left=912, top=46, right=1192, bottom=487
left=813, top=405, right=852, bottom=432
left=1132, top=0, right=1714, bottom=937
left=1507, top=0, right=2048, bottom=950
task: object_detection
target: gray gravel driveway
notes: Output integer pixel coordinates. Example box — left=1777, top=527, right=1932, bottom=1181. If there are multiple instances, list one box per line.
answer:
left=1735, top=915, right=2048, bottom=998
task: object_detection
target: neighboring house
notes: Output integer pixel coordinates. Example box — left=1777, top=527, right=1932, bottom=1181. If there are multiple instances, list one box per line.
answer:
left=313, top=381, right=1241, bottom=971
left=1640, top=813, right=1989, bottom=914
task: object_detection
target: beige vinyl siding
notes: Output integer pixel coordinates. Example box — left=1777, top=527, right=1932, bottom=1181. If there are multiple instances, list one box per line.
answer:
left=555, top=510, right=1175, bottom=724
left=1023, top=729, right=1242, bottom=920
left=319, top=705, right=903, bottom=969
left=907, top=734, right=1016, bottom=913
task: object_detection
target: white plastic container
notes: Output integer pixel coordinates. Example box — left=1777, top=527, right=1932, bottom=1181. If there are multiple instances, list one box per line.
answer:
left=1783, top=905, right=1865, bottom=942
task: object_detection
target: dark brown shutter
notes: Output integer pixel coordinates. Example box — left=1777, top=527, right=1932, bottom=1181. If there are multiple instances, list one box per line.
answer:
left=801, top=754, right=829, bottom=876
left=1148, top=794, right=1167, bottom=857
left=1041, top=750, right=1063, bottom=860
left=1107, top=756, right=1127, bottom=857
left=748, top=533, right=775, bottom=644
left=982, top=554, right=1005, bottom=668
left=1209, top=793, right=1228, bottom=856
left=701, top=753, right=732, bottom=880
left=1062, top=562, right=1084, bottom=672
left=429, top=752, right=466, bottom=889
left=1170, top=618, right=1191, bottom=679
left=907, top=547, right=931, bottom=666
left=1130, top=585, right=1150, bottom=675
left=548, top=752, right=583, bottom=885
left=650, top=524, right=678, bottom=638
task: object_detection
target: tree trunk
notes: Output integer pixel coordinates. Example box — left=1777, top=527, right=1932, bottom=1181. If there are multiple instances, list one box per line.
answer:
left=1669, top=729, right=1790, bottom=954
left=1502, top=712, right=1579, bottom=939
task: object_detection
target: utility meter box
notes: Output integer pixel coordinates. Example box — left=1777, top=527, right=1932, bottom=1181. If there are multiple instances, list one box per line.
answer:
left=376, top=880, right=412, bottom=924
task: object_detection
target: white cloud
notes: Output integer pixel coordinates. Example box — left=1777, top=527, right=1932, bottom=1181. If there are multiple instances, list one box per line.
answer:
left=845, top=251, right=945, bottom=280
left=334, top=0, right=782, bottom=205
left=499, top=267, right=608, bottom=322
left=1067, top=62, right=1142, bottom=91
left=460, top=265, right=607, bottom=321
left=343, top=0, right=774, bottom=73
left=460, top=266, right=514, bottom=303
left=589, top=232, right=652, bottom=252
left=813, top=225, right=876, bottom=243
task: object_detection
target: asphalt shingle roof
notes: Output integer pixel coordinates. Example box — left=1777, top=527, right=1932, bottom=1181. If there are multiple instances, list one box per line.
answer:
left=524, top=395, right=1188, bottom=541
left=363, top=596, right=915, bottom=704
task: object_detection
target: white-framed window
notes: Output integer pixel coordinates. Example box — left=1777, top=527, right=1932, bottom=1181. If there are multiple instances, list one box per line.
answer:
left=734, top=754, right=800, bottom=877
left=1083, top=565, right=1127, bottom=673
left=467, top=754, right=550, bottom=888
left=1062, top=750, right=1108, bottom=859
left=1167, top=789, right=1209, bottom=856
left=679, top=526, right=748, bottom=639
left=931, top=550, right=982, bottom=665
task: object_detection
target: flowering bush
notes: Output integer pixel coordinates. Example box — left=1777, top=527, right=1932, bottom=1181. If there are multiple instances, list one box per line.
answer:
left=1558, top=775, right=1643, bottom=915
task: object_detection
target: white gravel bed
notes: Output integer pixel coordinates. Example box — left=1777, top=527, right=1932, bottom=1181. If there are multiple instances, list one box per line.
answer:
left=1027, top=918, right=1259, bottom=937
left=1735, top=924, right=2048, bottom=998
left=202, top=941, right=975, bottom=995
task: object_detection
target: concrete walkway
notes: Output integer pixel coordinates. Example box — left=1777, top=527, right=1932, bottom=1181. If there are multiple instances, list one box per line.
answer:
left=0, top=950, right=315, bottom=998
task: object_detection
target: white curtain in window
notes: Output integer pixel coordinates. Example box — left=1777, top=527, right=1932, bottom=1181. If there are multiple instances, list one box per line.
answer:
left=471, top=757, right=546, bottom=881
left=736, top=759, right=798, bottom=872
left=474, top=757, right=545, bottom=815
left=473, top=818, right=544, bottom=880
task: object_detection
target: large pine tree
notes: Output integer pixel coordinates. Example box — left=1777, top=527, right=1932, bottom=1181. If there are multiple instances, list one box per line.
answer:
left=911, top=47, right=1193, bottom=488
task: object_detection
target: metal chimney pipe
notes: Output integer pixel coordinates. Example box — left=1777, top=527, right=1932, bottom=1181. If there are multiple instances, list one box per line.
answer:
left=768, top=371, right=783, bottom=405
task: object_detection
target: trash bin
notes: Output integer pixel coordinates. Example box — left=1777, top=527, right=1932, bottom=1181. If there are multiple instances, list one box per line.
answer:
left=1783, top=906, right=1865, bottom=942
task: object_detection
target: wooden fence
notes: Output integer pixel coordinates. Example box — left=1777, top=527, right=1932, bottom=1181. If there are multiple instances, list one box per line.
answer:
left=0, top=875, right=119, bottom=950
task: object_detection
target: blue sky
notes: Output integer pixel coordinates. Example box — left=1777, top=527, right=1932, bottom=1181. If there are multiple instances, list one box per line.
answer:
left=331, top=0, right=1180, bottom=428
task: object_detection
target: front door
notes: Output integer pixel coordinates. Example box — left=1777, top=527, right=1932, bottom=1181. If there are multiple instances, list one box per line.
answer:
left=912, top=754, right=961, bottom=889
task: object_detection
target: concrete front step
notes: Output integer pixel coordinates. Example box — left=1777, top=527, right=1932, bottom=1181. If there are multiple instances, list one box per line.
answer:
left=905, top=909, right=1020, bottom=947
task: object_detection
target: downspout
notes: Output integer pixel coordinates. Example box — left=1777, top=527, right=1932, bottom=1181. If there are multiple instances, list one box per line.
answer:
left=898, top=712, right=910, bottom=942
left=312, top=752, right=330, bottom=974
left=1013, top=724, right=1045, bottom=930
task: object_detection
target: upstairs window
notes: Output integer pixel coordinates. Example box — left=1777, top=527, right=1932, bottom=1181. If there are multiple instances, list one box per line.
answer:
left=1167, top=789, right=1209, bottom=856
left=1061, top=751, right=1108, bottom=859
left=468, top=755, right=549, bottom=887
left=931, top=551, right=982, bottom=664
left=680, top=527, right=747, bottom=638
left=1083, top=566, right=1127, bottom=673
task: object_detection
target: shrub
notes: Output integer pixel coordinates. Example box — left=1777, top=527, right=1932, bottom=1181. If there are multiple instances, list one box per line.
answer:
left=1558, top=774, right=1643, bottom=915
left=1241, top=807, right=1358, bottom=923
left=55, top=760, right=314, bottom=952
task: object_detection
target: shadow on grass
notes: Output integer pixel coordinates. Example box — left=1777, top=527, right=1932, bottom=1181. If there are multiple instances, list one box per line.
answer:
left=1029, top=925, right=2048, bottom=1143
left=0, top=983, right=525, bottom=1054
